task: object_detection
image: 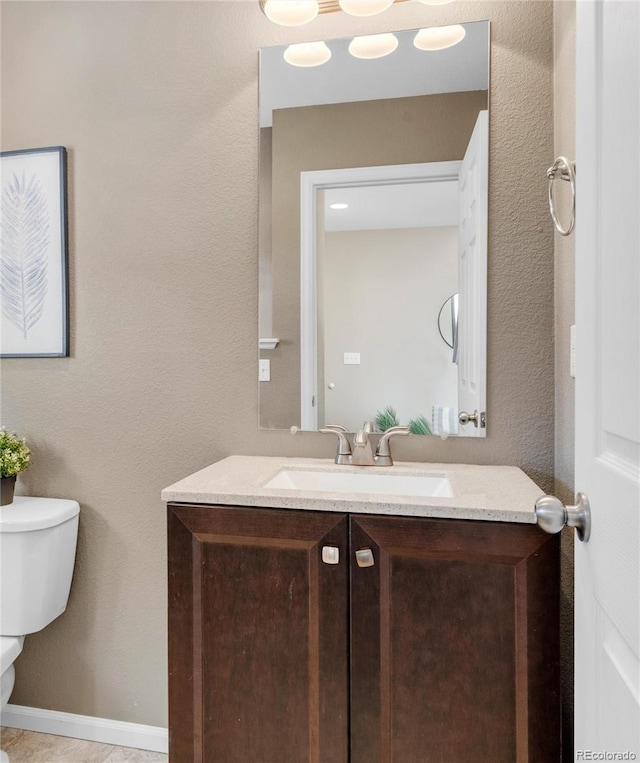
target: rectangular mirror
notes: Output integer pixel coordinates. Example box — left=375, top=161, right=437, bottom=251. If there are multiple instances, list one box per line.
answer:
left=259, top=21, right=489, bottom=437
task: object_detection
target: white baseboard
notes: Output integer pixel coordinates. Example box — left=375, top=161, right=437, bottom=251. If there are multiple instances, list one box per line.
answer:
left=0, top=704, right=168, bottom=754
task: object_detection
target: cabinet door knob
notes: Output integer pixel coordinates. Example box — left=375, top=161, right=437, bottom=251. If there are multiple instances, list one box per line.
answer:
left=322, top=546, right=340, bottom=564
left=355, top=548, right=375, bottom=568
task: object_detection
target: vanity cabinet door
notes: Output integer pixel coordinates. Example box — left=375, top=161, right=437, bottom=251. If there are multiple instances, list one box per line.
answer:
left=168, top=504, right=349, bottom=763
left=350, top=515, right=560, bottom=763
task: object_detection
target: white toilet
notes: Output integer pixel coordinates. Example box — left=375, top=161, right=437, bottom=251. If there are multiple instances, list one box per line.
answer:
left=0, top=496, right=80, bottom=716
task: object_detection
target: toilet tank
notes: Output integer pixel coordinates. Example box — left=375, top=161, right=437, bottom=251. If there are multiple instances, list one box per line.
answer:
left=0, top=497, right=79, bottom=636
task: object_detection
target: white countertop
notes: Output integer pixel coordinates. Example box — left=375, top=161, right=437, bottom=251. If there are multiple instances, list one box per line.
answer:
left=162, top=456, right=544, bottom=524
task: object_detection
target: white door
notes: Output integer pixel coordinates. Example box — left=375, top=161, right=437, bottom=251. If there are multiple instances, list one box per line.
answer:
left=575, top=0, right=640, bottom=755
left=457, top=110, right=488, bottom=436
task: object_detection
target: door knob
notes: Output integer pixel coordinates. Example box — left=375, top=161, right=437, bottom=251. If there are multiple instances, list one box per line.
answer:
left=458, top=410, right=486, bottom=428
left=535, top=492, right=591, bottom=542
left=355, top=548, right=375, bottom=568
left=459, top=410, right=478, bottom=426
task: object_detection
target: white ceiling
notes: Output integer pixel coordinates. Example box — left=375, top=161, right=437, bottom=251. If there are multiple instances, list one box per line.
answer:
left=259, top=21, right=488, bottom=127
left=324, top=181, right=459, bottom=232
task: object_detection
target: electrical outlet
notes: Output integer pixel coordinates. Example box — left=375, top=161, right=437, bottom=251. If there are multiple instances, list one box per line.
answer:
left=344, top=352, right=361, bottom=365
left=570, top=325, right=576, bottom=378
left=259, top=359, right=271, bottom=382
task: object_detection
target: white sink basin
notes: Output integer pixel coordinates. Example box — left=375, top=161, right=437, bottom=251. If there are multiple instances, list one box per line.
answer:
left=264, top=469, right=453, bottom=498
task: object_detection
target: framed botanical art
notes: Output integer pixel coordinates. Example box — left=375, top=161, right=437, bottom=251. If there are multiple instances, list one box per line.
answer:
left=0, top=146, right=69, bottom=357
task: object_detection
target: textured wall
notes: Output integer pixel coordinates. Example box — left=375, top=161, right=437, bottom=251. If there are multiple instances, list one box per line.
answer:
left=1, top=1, right=554, bottom=727
left=553, top=1, right=576, bottom=759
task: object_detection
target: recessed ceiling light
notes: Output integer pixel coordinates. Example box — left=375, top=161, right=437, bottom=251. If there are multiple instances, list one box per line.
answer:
left=329, top=203, right=349, bottom=210
left=263, top=0, right=319, bottom=26
left=413, top=25, right=466, bottom=52
left=349, top=33, right=398, bottom=60
left=339, top=0, right=394, bottom=17
left=284, top=41, right=332, bottom=67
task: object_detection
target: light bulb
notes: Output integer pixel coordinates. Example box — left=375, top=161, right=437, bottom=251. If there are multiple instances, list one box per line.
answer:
left=413, top=25, right=466, bottom=51
left=284, top=41, right=331, bottom=67
left=329, top=203, right=349, bottom=209
left=263, top=0, right=319, bottom=26
left=349, top=33, right=398, bottom=60
left=339, top=0, right=394, bottom=17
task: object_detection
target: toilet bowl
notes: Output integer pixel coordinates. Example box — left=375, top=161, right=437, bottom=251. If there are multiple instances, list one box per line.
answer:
left=0, top=637, right=24, bottom=708
left=0, top=497, right=79, bottom=722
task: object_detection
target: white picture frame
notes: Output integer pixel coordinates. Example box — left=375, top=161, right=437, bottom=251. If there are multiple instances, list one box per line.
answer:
left=1, top=146, right=69, bottom=357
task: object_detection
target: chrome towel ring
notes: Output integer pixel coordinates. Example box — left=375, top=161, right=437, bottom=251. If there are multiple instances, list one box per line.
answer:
left=547, top=156, right=576, bottom=236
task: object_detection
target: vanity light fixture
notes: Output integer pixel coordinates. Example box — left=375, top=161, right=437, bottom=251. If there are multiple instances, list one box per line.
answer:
left=349, top=32, right=398, bottom=59
left=259, top=0, right=410, bottom=24
left=339, top=0, right=394, bottom=17
left=263, top=0, right=319, bottom=26
left=329, top=202, right=349, bottom=209
left=413, top=24, right=466, bottom=51
left=284, top=40, right=332, bottom=67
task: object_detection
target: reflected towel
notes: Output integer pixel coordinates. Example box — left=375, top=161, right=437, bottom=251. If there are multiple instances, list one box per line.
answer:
left=432, top=406, right=459, bottom=436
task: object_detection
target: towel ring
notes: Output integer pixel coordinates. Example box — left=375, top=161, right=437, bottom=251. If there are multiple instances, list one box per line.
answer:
left=547, top=156, right=576, bottom=236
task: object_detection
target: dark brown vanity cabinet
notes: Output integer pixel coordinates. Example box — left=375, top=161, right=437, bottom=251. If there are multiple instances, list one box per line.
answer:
left=168, top=503, right=560, bottom=763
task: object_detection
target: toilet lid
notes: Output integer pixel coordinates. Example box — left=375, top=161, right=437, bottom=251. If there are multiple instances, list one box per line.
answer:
left=0, top=497, right=79, bottom=532
left=0, top=636, right=24, bottom=673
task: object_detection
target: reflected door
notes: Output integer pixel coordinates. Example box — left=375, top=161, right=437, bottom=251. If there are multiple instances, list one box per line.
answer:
left=457, top=111, right=488, bottom=436
left=300, top=162, right=464, bottom=432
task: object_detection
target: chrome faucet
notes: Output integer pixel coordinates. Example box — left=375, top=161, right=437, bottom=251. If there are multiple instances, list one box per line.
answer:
left=320, top=421, right=410, bottom=467
left=351, top=420, right=375, bottom=465
left=375, top=425, right=411, bottom=466
left=319, top=424, right=352, bottom=465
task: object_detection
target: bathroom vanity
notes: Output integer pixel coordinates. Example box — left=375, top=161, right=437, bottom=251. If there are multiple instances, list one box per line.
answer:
left=164, top=457, right=560, bottom=762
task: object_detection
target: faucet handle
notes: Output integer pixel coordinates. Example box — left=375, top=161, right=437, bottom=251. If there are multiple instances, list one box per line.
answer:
left=320, top=424, right=352, bottom=458
left=322, top=424, right=349, bottom=433
left=375, top=426, right=410, bottom=462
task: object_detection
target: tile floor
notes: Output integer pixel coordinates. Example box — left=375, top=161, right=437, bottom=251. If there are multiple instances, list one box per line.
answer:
left=0, top=728, right=167, bottom=763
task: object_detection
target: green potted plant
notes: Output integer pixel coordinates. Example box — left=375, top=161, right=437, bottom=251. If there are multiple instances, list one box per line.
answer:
left=0, top=428, right=31, bottom=506
left=375, top=406, right=400, bottom=432
left=408, top=415, right=433, bottom=436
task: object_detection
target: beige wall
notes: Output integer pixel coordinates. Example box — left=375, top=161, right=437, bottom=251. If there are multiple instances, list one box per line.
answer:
left=1, top=1, right=554, bottom=727
left=264, top=90, right=487, bottom=428
left=553, top=1, right=576, bottom=759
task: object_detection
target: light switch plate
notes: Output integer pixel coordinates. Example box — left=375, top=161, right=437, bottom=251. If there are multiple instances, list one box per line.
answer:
left=344, top=352, right=361, bottom=365
left=259, top=359, right=271, bottom=382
